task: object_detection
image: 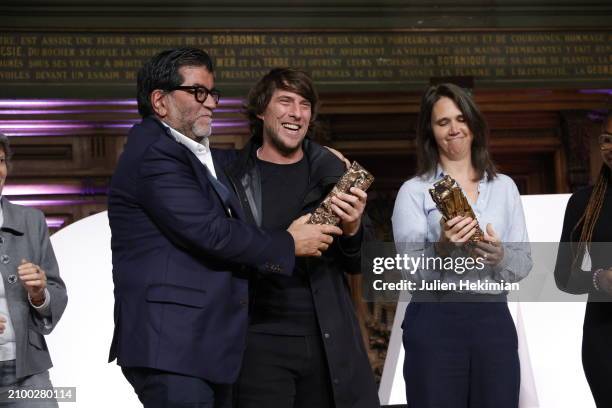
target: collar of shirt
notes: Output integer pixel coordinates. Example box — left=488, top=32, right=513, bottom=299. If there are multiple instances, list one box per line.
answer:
left=430, top=164, right=488, bottom=211
left=160, top=121, right=217, bottom=179
left=161, top=121, right=211, bottom=155
left=432, top=164, right=486, bottom=185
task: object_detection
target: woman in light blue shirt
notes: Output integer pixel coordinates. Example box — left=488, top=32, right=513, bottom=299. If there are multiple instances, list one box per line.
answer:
left=392, top=83, right=531, bottom=408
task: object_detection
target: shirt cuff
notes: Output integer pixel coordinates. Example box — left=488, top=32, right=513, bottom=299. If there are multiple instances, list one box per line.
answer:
left=28, top=288, right=50, bottom=313
left=339, top=225, right=363, bottom=255
left=492, top=247, right=511, bottom=276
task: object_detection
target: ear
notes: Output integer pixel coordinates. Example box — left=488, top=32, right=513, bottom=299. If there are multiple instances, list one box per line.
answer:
left=150, top=89, right=168, bottom=117
left=256, top=113, right=264, bottom=121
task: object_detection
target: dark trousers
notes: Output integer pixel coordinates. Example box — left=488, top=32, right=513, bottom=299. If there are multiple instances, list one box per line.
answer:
left=402, top=301, right=520, bottom=408
left=582, top=302, right=612, bottom=407
left=122, top=367, right=231, bottom=408
left=234, top=332, right=335, bottom=408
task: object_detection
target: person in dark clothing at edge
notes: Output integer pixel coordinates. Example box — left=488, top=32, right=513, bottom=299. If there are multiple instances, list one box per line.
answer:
left=226, top=68, right=380, bottom=408
left=554, top=111, right=612, bottom=407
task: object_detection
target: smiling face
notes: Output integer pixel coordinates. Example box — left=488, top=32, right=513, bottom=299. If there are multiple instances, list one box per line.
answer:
left=158, top=65, right=217, bottom=140
left=431, top=96, right=474, bottom=162
left=258, top=89, right=312, bottom=155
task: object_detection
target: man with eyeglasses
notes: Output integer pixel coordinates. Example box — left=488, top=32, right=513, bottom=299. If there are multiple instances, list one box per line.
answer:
left=107, top=48, right=342, bottom=408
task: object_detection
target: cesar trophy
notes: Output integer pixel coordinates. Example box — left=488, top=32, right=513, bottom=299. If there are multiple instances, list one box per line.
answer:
left=429, top=175, right=485, bottom=263
left=308, top=161, right=374, bottom=226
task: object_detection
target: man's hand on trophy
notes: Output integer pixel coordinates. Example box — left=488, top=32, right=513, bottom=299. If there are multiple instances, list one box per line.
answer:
left=330, top=187, right=367, bottom=237
left=439, top=215, right=478, bottom=246
left=471, top=224, right=504, bottom=266
left=288, top=214, right=343, bottom=257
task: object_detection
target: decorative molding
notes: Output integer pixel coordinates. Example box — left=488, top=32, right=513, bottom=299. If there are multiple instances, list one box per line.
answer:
left=1, top=2, right=611, bottom=30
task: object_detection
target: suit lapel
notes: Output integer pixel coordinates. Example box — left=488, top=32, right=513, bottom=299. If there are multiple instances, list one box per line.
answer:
left=154, top=120, right=244, bottom=219
left=212, top=150, right=245, bottom=219
left=187, top=152, right=244, bottom=219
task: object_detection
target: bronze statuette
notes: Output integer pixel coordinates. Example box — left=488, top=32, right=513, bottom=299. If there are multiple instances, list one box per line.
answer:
left=308, top=161, right=374, bottom=226
left=429, top=175, right=484, bottom=242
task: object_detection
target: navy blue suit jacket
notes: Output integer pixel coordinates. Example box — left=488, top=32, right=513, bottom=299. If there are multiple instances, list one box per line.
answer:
left=108, top=117, right=294, bottom=383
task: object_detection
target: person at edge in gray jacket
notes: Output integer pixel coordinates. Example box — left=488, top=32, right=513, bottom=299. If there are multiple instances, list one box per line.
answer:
left=0, top=133, right=68, bottom=408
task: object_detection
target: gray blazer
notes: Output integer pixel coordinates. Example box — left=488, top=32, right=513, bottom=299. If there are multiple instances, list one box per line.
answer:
left=0, top=198, right=67, bottom=379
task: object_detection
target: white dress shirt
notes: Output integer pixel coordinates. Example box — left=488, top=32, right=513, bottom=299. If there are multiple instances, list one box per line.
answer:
left=161, top=121, right=217, bottom=179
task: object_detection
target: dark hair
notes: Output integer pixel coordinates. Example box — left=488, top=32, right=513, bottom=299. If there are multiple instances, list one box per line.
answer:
left=571, top=112, right=612, bottom=265
left=0, top=132, right=12, bottom=171
left=415, top=83, right=497, bottom=180
left=245, top=68, right=319, bottom=140
left=136, top=47, right=214, bottom=118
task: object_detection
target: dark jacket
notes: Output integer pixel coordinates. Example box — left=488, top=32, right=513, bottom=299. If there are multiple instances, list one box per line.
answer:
left=107, top=117, right=295, bottom=384
left=225, top=138, right=380, bottom=408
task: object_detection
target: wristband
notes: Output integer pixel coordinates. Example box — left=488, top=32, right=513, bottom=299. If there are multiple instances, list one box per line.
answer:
left=592, top=268, right=604, bottom=291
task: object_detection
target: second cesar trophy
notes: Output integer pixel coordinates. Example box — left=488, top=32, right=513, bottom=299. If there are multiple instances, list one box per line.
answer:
left=308, top=161, right=374, bottom=226
left=429, top=175, right=484, bottom=248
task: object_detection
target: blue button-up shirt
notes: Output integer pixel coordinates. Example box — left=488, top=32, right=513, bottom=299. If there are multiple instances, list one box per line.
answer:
left=391, top=167, right=532, bottom=293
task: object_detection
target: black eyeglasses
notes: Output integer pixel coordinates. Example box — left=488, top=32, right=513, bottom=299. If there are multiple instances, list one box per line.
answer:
left=168, top=85, right=221, bottom=104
